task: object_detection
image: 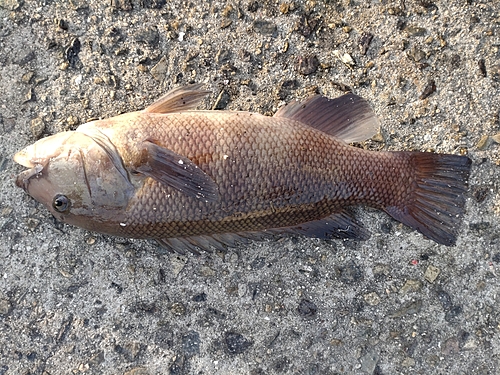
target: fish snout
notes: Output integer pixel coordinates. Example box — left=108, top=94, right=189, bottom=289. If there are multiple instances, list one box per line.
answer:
left=15, top=164, right=44, bottom=192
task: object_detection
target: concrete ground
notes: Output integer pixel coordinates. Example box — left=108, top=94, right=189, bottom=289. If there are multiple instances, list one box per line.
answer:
left=0, top=0, right=499, bottom=374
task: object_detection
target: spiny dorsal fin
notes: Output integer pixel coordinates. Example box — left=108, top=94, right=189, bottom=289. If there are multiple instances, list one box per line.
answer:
left=144, top=84, right=211, bottom=113
left=274, top=93, right=380, bottom=143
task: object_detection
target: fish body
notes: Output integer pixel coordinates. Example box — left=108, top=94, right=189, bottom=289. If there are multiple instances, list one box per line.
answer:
left=14, top=85, right=471, bottom=251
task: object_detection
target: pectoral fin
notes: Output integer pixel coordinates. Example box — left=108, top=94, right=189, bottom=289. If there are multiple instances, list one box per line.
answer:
left=136, top=141, right=220, bottom=202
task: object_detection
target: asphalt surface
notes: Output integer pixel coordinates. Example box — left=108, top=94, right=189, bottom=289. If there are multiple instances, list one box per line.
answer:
left=1, top=1, right=499, bottom=374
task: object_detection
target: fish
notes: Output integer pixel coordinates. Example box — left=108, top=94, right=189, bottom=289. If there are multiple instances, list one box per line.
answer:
left=14, top=84, right=472, bottom=253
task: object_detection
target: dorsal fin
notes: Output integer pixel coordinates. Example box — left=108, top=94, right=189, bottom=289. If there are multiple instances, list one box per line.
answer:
left=274, top=93, right=380, bottom=143
left=144, top=84, right=211, bottom=113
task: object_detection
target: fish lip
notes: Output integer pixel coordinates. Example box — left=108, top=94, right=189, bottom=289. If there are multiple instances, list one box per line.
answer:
left=15, top=164, right=44, bottom=192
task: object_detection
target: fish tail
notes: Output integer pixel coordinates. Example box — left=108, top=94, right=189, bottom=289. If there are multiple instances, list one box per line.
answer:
left=385, top=152, right=472, bottom=246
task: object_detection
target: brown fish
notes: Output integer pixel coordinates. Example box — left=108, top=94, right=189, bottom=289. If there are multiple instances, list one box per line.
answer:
left=14, top=84, right=471, bottom=252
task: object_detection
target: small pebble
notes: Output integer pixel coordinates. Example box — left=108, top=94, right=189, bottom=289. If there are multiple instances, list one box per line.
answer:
left=359, top=33, right=374, bottom=55
left=390, top=300, right=422, bottom=318
left=220, top=19, right=232, bottom=29
left=296, top=55, right=319, bottom=75
left=1, top=207, right=13, bottom=217
left=478, top=59, right=487, bottom=77
left=279, top=2, right=290, bottom=14
left=445, top=305, right=462, bottom=322
left=436, top=289, right=452, bottom=310
left=66, top=38, right=81, bottom=68
left=133, top=27, right=159, bottom=46
left=253, top=20, right=277, bottom=35
left=359, top=350, right=379, bottom=373
left=419, top=80, right=436, bottom=100
left=297, top=299, right=317, bottom=318
left=400, top=279, right=422, bottom=294
left=170, top=256, right=187, bottom=278
left=74, top=74, right=83, bottom=85
left=23, top=88, right=35, bottom=103
left=151, top=56, right=168, bottom=81
left=182, top=331, right=200, bottom=357
left=115, top=341, right=143, bottom=361
left=225, top=332, right=252, bottom=354
left=402, top=357, right=416, bottom=367
left=424, top=265, right=440, bottom=283
left=0, top=0, right=22, bottom=11
left=404, top=25, right=427, bottom=37
left=472, top=187, right=489, bottom=203
left=408, top=48, right=426, bottom=63
left=333, top=50, right=355, bottom=67
left=67, top=115, right=79, bottom=127
left=199, top=266, right=216, bottom=277
left=476, top=135, right=492, bottom=150
left=192, top=292, right=207, bottom=302
left=57, top=19, right=69, bottom=30
left=21, top=71, right=34, bottom=84
left=30, top=117, right=45, bottom=138
left=170, top=302, right=186, bottom=316
left=0, top=299, right=12, bottom=315
left=363, top=292, right=380, bottom=306
left=212, top=90, right=230, bottom=110
left=338, top=261, right=363, bottom=284
left=491, top=133, right=500, bottom=144
left=221, top=4, right=233, bottom=17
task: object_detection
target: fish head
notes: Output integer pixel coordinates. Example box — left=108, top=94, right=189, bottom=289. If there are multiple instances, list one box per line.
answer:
left=14, top=131, right=134, bottom=229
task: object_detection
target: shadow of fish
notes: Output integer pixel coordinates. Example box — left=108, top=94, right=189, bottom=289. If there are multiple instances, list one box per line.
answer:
left=14, top=84, right=471, bottom=253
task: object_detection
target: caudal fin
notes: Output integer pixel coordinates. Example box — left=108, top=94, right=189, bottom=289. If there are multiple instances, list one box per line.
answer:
left=385, top=153, right=472, bottom=246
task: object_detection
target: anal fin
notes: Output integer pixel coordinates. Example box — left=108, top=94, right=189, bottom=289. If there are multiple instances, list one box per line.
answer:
left=156, top=211, right=369, bottom=255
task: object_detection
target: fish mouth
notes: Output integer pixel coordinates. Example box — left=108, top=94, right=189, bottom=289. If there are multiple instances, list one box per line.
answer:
left=14, top=150, right=45, bottom=192
left=15, top=164, right=44, bottom=192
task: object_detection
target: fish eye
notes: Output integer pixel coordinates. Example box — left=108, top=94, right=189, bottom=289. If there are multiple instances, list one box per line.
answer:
left=52, top=194, right=71, bottom=213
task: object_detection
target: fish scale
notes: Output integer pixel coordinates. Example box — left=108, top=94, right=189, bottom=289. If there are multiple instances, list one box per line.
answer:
left=105, top=111, right=405, bottom=239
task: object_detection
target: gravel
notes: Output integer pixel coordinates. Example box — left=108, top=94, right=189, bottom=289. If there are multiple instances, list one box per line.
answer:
left=1, top=1, right=499, bottom=374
